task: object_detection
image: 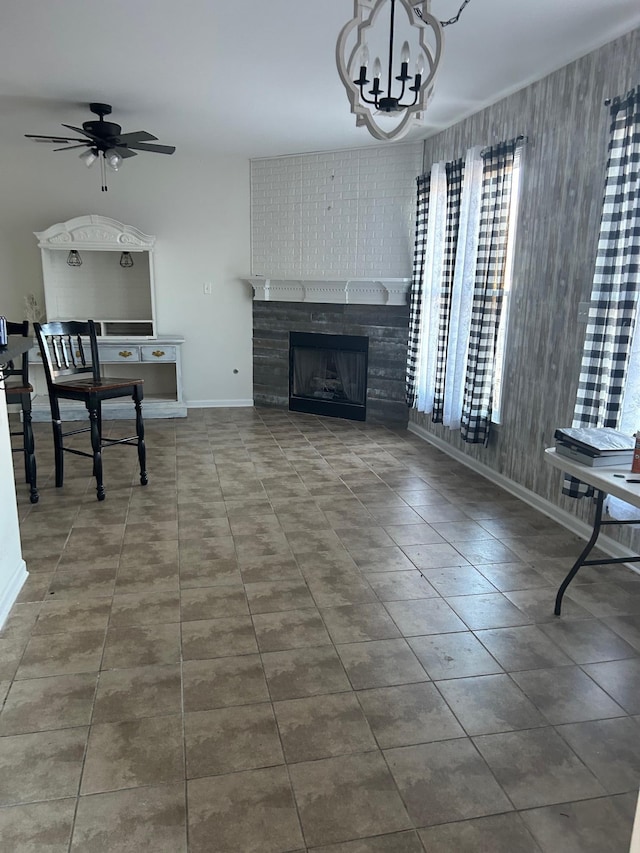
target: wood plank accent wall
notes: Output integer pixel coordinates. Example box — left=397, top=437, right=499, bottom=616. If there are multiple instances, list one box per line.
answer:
left=411, top=28, right=640, bottom=543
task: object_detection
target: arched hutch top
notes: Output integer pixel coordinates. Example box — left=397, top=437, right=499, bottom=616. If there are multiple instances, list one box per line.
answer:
left=31, top=214, right=186, bottom=418
left=35, top=214, right=157, bottom=337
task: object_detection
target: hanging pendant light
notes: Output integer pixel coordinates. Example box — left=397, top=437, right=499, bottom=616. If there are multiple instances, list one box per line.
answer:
left=336, top=0, right=470, bottom=141
left=119, top=251, right=134, bottom=268
left=66, top=250, right=82, bottom=267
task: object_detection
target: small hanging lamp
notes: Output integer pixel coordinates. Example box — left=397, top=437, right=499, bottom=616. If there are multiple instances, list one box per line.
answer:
left=66, top=250, right=82, bottom=267
left=119, top=251, right=134, bottom=268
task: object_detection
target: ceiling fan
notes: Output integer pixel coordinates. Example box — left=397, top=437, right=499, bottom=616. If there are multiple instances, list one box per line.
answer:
left=25, top=102, right=176, bottom=191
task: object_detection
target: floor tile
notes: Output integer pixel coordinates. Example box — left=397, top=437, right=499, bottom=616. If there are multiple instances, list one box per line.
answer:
left=506, top=588, right=590, bottom=622
left=71, top=783, right=187, bottom=852
left=418, top=813, right=541, bottom=853
left=310, top=831, right=425, bottom=853
left=16, top=629, right=105, bottom=679
left=357, top=681, right=464, bottom=748
left=385, top=738, right=512, bottom=826
left=447, top=593, right=532, bottom=630
left=114, top=561, right=180, bottom=595
left=253, top=607, right=331, bottom=652
left=384, top=523, right=446, bottom=546
left=306, top=574, right=378, bottom=607
left=92, top=664, right=182, bottom=722
left=475, top=625, right=573, bottom=671
left=511, top=666, right=626, bottom=724
left=384, top=598, right=467, bottom=636
left=244, top=579, right=315, bottom=614
left=366, top=570, right=437, bottom=601
left=321, top=604, right=402, bottom=643
left=262, top=645, right=351, bottom=700
left=183, top=654, right=269, bottom=711
left=474, top=727, right=604, bottom=809
left=188, top=766, right=304, bottom=853
left=557, top=716, right=640, bottom=794
left=289, top=751, right=412, bottom=847
left=0, top=726, right=88, bottom=804
left=475, top=562, right=550, bottom=592
left=401, top=543, right=470, bottom=570
left=181, top=615, right=258, bottom=659
left=0, top=672, right=96, bottom=735
left=185, top=703, right=283, bottom=777
left=81, top=714, right=184, bottom=794
left=180, top=585, right=248, bottom=621
left=408, top=631, right=503, bottom=680
left=0, top=798, right=76, bottom=852
left=109, top=590, right=180, bottom=627
left=582, top=657, right=640, bottom=713
left=539, top=617, right=638, bottom=664
left=520, top=794, right=634, bottom=853
left=602, top=614, right=640, bottom=651
left=274, top=692, right=376, bottom=762
left=47, top=566, right=117, bottom=599
left=421, top=565, right=498, bottom=596
left=437, top=673, right=545, bottom=735
left=101, top=623, right=181, bottom=669
left=337, top=639, right=428, bottom=689
left=351, top=546, right=417, bottom=573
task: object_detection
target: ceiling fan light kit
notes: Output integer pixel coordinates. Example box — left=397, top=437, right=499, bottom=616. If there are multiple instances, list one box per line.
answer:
left=336, top=0, right=471, bottom=141
left=25, top=102, right=176, bottom=191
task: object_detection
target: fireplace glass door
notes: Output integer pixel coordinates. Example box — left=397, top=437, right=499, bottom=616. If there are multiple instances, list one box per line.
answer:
left=289, top=332, right=368, bottom=421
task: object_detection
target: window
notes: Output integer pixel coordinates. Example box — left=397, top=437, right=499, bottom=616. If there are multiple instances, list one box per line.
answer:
left=406, top=136, right=524, bottom=444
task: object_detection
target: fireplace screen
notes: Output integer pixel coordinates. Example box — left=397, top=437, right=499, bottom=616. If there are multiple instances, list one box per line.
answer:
left=289, top=331, right=368, bottom=420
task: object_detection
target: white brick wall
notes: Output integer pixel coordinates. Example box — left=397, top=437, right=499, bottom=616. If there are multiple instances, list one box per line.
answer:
left=251, top=142, right=423, bottom=279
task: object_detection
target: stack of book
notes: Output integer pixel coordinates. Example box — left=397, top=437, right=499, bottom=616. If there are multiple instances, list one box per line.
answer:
left=554, top=427, right=635, bottom=467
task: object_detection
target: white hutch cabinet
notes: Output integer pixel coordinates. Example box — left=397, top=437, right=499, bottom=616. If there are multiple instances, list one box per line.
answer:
left=31, top=215, right=186, bottom=419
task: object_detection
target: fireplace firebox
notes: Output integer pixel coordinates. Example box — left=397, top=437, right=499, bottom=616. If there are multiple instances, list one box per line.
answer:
left=289, top=331, right=369, bottom=421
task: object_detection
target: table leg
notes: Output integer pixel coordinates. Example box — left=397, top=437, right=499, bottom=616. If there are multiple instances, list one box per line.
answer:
left=554, top=489, right=605, bottom=616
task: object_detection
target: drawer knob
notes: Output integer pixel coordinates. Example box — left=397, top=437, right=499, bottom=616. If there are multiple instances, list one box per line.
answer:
left=152, top=350, right=165, bottom=358
left=119, top=350, right=133, bottom=358
left=75, top=351, right=81, bottom=358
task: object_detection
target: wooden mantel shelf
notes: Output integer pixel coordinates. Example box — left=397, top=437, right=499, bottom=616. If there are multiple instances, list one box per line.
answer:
left=246, top=277, right=410, bottom=306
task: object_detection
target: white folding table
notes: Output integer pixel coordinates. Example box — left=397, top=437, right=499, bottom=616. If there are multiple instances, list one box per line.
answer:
left=545, top=447, right=640, bottom=615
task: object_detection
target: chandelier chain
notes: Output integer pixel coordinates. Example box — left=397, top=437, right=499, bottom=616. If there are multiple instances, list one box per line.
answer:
left=414, top=0, right=472, bottom=28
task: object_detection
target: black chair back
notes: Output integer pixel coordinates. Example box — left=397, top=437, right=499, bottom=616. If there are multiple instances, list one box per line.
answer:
left=34, top=320, right=102, bottom=389
left=5, top=320, right=31, bottom=387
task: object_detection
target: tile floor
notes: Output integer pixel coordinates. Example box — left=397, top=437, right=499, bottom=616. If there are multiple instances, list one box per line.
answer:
left=3, top=407, right=640, bottom=852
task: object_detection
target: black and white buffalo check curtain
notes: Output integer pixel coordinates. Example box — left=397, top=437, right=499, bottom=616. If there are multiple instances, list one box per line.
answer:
left=564, top=87, right=640, bottom=498
left=406, top=137, right=523, bottom=444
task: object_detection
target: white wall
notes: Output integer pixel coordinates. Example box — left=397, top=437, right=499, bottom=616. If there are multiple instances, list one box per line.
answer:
left=0, top=144, right=253, bottom=407
left=251, top=142, right=423, bottom=278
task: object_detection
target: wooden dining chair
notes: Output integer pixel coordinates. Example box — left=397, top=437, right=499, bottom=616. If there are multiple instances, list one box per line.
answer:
left=33, top=320, right=147, bottom=501
left=5, top=320, right=38, bottom=504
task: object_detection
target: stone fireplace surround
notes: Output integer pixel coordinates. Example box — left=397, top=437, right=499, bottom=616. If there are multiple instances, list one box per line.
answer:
left=248, top=278, right=411, bottom=425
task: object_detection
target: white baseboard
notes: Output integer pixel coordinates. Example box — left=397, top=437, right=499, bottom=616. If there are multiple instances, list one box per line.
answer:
left=408, top=421, right=640, bottom=564
left=185, top=399, right=254, bottom=409
left=0, top=560, right=28, bottom=630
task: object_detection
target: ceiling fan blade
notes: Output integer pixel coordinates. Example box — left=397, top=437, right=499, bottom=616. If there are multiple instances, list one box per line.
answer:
left=25, top=134, right=86, bottom=143
left=116, top=131, right=158, bottom=144
left=113, top=146, right=138, bottom=158
left=126, top=142, right=176, bottom=155
left=53, top=143, right=92, bottom=152
left=61, top=123, right=102, bottom=142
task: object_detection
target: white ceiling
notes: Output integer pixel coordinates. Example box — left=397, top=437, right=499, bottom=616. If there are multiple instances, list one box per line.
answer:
left=1, top=0, right=639, bottom=160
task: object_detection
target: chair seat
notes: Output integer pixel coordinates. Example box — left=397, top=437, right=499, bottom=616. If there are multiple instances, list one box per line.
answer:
left=53, top=376, right=144, bottom=393
left=5, top=382, right=33, bottom=396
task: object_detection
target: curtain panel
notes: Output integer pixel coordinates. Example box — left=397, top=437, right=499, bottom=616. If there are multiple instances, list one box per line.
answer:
left=564, top=86, right=640, bottom=498
left=460, top=138, right=521, bottom=444
left=406, top=137, right=523, bottom=444
left=406, top=173, right=430, bottom=407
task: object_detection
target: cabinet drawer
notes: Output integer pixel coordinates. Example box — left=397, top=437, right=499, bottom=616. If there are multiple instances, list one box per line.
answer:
left=99, top=345, right=141, bottom=363
left=140, top=346, right=177, bottom=363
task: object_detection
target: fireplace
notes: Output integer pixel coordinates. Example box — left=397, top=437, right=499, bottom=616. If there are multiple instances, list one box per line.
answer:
left=289, top=331, right=368, bottom=421
left=249, top=279, right=411, bottom=425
